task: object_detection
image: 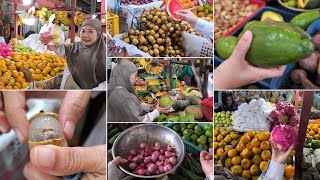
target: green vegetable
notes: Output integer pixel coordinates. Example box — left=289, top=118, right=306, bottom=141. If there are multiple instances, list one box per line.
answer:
left=157, top=114, right=167, bottom=122
left=137, top=90, right=151, bottom=97
left=311, top=140, right=320, bottom=149
left=107, top=128, right=120, bottom=138
left=109, top=132, right=121, bottom=145
left=290, top=10, right=320, bottom=30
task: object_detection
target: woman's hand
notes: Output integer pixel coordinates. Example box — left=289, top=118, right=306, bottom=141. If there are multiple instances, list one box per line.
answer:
left=175, top=10, right=198, bottom=27
left=214, top=30, right=286, bottom=89
left=271, top=144, right=295, bottom=164
left=23, top=145, right=106, bottom=180
left=200, top=148, right=213, bottom=177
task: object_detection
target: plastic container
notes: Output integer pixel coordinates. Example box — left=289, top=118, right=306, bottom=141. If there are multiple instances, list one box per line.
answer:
left=166, top=123, right=213, bottom=156
left=107, top=12, right=120, bottom=37
left=200, top=97, right=213, bottom=122
left=214, top=7, right=296, bottom=89
left=214, top=0, right=266, bottom=42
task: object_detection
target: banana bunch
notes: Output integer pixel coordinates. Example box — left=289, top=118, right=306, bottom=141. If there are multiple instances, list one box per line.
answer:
left=75, top=11, right=86, bottom=26
left=139, top=59, right=163, bottom=75
left=36, top=7, right=52, bottom=23
left=28, top=6, right=36, bottom=17
left=54, top=11, right=71, bottom=26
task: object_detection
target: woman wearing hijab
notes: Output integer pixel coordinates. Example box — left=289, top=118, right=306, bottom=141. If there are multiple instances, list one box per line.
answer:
left=108, top=60, right=169, bottom=122
left=43, top=19, right=106, bottom=89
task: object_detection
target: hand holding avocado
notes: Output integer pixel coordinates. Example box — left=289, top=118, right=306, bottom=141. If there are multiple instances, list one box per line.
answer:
left=215, top=30, right=286, bottom=89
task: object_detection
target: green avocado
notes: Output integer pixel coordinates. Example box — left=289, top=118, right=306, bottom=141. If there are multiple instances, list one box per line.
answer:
left=290, top=10, right=320, bottom=30
left=216, top=36, right=238, bottom=60
left=239, top=20, right=314, bottom=67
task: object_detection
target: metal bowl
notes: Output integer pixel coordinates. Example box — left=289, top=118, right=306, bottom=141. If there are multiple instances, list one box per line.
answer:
left=112, top=124, right=185, bottom=178
left=277, top=0, right=320, bottom=12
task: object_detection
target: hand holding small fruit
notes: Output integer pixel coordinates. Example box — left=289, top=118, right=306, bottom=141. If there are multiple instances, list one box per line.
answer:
left=175, top=10, right=199, bottom=27
left=214, top=30, right=286, bottom=89
left=271, top=143, right=295, bottom=164
left=200, top=148, right=213, bottom=177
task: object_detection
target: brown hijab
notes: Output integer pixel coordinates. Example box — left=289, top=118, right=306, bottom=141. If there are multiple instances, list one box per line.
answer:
left=56, top=19, right=106, bottom=89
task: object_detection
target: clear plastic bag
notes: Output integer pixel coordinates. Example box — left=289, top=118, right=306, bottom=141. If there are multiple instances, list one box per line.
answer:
left=39, top=14, right=65, bottom=45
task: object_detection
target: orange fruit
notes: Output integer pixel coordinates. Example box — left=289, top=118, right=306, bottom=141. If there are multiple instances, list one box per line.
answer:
left=241, top=170, right=252, bottom=179
left=240, top=135, right=251, bottom=144
left=214, top=154, right=219, bottom=161
left=251, top=155, right=262, bottom=165
left=250, top=164, right=261, bottom=176
left=246, top=131, right=256, bottom=139
left=219, top=141, right=227, bottom=149
left=228, top=149, right=238, bottom=158
left=11, top=70, right=19, bottom=78
left=309, top=130, right=315, bottom=136
left=225, top=157, right=232, bottom=167
left=246, top=142, right=253, bottom=149
left=313, top=126, right=319, bottom=133
left=224, top=136, right=232, bottom=143
left=314, top=134, right=320, bottom=140
left=15, top=82, right=21, bottom=89
left=257, top=132, right=270, bottom=141
left=252, top=147, right=262, bottom=155
left=216, top=148, right=224, bottom=156
left=252, top=176, right=259, bottom=180
left=231, top=156, right=242, bottom=165
left=231, top=140, right=238, bottom=145
left=241, top=158, right=251, bottom=170
left=260, top=141, right=271, bottom=151
left=0, top=64, right=7, bottom=72
left=240, top=148, right=252, bottom=159
left=236, top=143, right=246, bottom=152
left=251, top=138, right=261, bottom=147
left=261, top=150, right=272, bottom=161
left=214, top=142, right=219, bottom=149
left=285, top=165, right=294, bottom=178
left=260, top=161, right=268, bottom=171
left=224, top=145, right=231, bottom=152
left=217, top=135, right=223, bottom=142
left=231, top=165, right=243, bottom=176
left=230, top=132, right=239, bottom=140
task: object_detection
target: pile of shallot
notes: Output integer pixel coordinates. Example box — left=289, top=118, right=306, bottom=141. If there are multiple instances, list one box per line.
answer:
left=126, top=142, right=177, bottom=176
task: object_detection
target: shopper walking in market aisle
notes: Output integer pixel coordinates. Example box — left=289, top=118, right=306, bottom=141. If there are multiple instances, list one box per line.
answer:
left=214, top=30, right=286, bottom=89
left=175, top=9, right=213, bottom=43
left=41, top=19, right=106, bottom=89
left=108, top=60, right=170, bottom=122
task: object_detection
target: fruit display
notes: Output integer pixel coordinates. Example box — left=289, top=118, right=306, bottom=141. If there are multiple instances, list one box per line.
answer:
left=307, top=120, right=320, bottom=140
left=232, top=98, right=273, bottom=131
left=9, top=38, right=22, bottom=46
left=214, top=0, right=260, bottom=40
left=0, top=42, right=13, bottom=58
left=177, top=0, right=197, bottom=9
left=214, top=111, right=234, bottom=128
left=223, top=131, right=295, bottom=179
left=74, top=11, right=86, bottom=27
left=13, top=44, right=35, bottom=54
left=122, top=6, right=187, bottom=57
left=53, top=11, right=71, bottom=26
left=169, top=123, right=213, bottom=151
left=35, top=7, right=52, bottom=23
left=281, top=0, right=320, bottom=10
left=138, top=59, right=164, bottom=75
left=214, top=127, right=241, bottom=164
left=120, top=0, right=154, bottom=5
left=192, top=4, right=213, bottom=22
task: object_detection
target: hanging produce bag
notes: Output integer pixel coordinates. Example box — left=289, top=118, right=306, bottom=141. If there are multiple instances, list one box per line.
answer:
left=39, top=14, right=65, bottom=45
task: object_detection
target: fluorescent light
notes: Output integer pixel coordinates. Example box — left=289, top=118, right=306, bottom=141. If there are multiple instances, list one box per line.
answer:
left=97, top=0, right=101, bottom=2
left=23, top=0, right=32, bottom=5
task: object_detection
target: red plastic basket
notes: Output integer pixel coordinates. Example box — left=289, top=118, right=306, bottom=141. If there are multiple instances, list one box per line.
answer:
left=200, top=97, right=213, bottom=122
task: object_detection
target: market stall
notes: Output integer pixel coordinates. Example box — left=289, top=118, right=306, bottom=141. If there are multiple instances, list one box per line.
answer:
left=0, top=0, right=106, bottom=89
left=108, top=58, right=213, bottom=122
left=213, top=90, right=320, bottom=179
left=107, top=122, right=213, bottom=179
left=107, top=0, right=213, bottom=57
left=214, top=0, right=320, bottom=89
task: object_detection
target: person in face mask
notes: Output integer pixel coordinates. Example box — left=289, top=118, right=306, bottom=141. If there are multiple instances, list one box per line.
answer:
left=108, top=60, right=169, bottom=122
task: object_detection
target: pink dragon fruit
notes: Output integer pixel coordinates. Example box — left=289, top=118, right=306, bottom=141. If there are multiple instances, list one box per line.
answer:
left=278, top=109, right=289, bottom=124
left=276, top=101, right=285, bottom=110
left=270, top=110, right=280, bottom=121
left=271, top=125, right=297, bottom=152
left=289, top=116, right=300, bottom=127
left=284, top=104, right=297, bottom=116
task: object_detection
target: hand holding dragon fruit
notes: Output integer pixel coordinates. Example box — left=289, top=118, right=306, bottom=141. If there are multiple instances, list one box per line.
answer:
left=270, top=124, right=298, bottom=152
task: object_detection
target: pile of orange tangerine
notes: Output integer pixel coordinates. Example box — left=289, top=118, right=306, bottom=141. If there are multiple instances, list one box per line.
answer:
left=307, top=119, right=320, bottom=139
left=0, top=52, right=66, bottom=89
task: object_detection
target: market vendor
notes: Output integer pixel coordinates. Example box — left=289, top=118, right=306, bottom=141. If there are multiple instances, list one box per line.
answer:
left=108, top=60, right=169, bottom=122
left=108, top=148, right=214, bottom=180
left=175, top=9, right=213, bottom=43
left=42, top=19, right=106, bottom=89
left=214, top=30, right=286, bottom=89
left=216, top=91, right=238, bottom=112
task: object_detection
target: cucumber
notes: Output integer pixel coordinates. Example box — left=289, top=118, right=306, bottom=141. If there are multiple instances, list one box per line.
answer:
left=109, top=132, right=121, bottom=145
left=107, top=128, right=120, bottom=138
left=312, top=140, right=320, bottom=149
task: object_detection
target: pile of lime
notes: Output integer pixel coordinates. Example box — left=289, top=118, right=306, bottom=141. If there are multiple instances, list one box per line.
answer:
left=171, top=123, right=213, bottom=150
